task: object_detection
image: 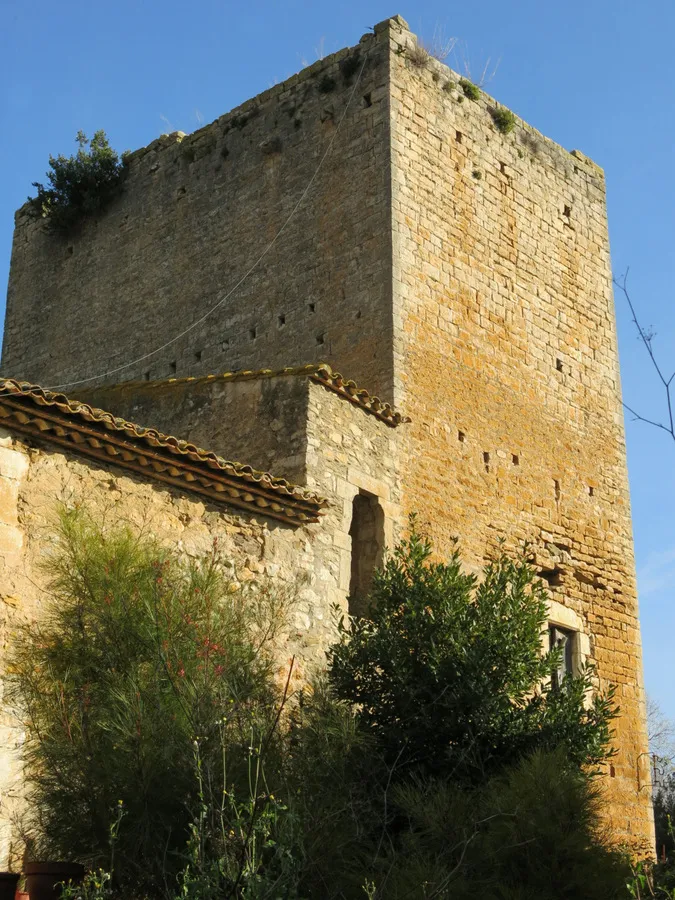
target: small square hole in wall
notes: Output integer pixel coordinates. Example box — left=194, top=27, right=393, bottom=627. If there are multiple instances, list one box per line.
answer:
left=556, top=358, right=564, bottom=373
left=588, top=485, right=595, bottom=497
left=278, top=314, right=286, bottom=327
left=512, top=453, right=519, bottom=466
left=362, top=92, right=372, bottom=108
left=67, top=246, right=74, bottom=256
left=169, top=361, right=177, bottom=374
left=500, top=161, right=507, bottom=175
left=316, top=332, right=325, bottom=345
left=249, top=327, right=257, bottom=340
left=194, top=350, right=202, bottom=362
left=308, top=302, right=316, bottom=313
left=458, top=430, right=466, bottom=443
left=143, top=371, right=151, bottom=382
left=483, top=451, right=490, bottom=472
left=563, top=204, right=572, bottom=219
left=455, top=130, right=462, bottom=143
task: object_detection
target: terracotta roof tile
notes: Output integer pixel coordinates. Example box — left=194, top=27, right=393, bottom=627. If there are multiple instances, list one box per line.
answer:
left=0, top=379, right=327, bottom=525
left=84, top=363, right=411, bottom=427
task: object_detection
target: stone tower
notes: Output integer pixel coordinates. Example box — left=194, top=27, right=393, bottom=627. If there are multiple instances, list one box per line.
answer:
left=1, top=16, right=653, bottom=850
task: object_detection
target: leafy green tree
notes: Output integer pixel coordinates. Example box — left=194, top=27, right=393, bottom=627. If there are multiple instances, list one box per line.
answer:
left=327, top=523, right=617, bottom=786
left=29, top=131, right=127, bottom=234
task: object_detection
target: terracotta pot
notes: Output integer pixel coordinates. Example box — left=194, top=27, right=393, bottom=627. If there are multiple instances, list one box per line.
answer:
left=0, top=873, right=19, bottom=900
left=23, top=864, right=84, bottom=900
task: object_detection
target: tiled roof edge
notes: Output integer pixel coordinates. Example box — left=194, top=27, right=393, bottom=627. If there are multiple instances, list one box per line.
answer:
left=0, top=379, right=327, bottom=525
left=78, top=363, right=411, bottom=428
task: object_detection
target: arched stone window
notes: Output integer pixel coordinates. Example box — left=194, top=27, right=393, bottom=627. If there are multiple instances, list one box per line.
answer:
left=348, top=490, right=385, bottom=617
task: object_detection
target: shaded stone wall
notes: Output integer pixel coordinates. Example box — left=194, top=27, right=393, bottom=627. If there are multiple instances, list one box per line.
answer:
left=81, top=372, right=312, bottom=482
left=386, top=19, right=652, bottom=850
left=2, top=29, right=394, bottom=398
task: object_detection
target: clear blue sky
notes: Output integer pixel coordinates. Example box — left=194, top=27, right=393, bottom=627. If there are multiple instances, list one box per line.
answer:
left=2, top=1, right=674, bottom=718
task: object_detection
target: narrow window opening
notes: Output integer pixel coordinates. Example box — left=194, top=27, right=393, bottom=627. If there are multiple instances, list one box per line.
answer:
left=194, top=350, right=202, bottom=362
left=588, top=485, right=595, bottom=497
left=455, top=130, right=462, bottom=143
left=348, top=491, right=385, bottom=618
left=500, top=161, right=507, bottom=175
left=549, top=624, right=575, bottom=688
left=143, top=371, right=150, bottom=382
left=249, top=327, right=257, bottom=340
left=362, top=92, right=372, bottom=107
left=556, top=358, right=564, bottom=373
left=308, top=302, right=316, bottom=313
left=540, top=566, right=563, bottom=588
left=609, top=764, right=616, bottom=778
left=563, top=204, right=572, bottom=219
left=458, top=430, right=466, bottom=443
left=222, top=337, right=230, bottom=350
left=278, top=314, right=286, bottom=327
left=355, top=310, right=362, bottom=319
left=67, top=246, right=74, bottom=256
left=554, top=479, right=561, bottom=502
left=169, top=361, right=177, bottom=374
left=316, top=333, right=325, bottom=345
left=483, top=451, right=490, bottom=472
left=512, top=453, right=519, bottom=466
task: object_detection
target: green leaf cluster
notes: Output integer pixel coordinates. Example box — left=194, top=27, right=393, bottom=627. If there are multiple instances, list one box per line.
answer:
left=28, top=131, right=127, bottom=234
left=5, top=508, right=287, bottom=896
left=327, top=526, right=617, bottom=786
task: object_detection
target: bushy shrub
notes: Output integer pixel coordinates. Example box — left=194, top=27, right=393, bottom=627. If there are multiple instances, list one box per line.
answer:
left=327, top=525, right=617, bottom=787
left=5, top=508, right=289, bottom=896
left=28, top=131, right=128, bottom=234
left=459, top=78, right=480, bottom=100
left=491, top=106, right=517, bottom=134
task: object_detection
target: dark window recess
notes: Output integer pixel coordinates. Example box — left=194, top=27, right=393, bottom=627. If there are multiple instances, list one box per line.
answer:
left=308, top=302, right=316, bottom=313
left=556, top=358, right=564, bottom=372
left=222, top=338, right=230, bottom=349
left=249, top=327, right=257, bottom=340
left=563, top=204, right=572, bottom=219
left=588, top=485, right=595, bottom=497
left=549, top=624, right=575, bottom=688
left=348, top=491, right=385, bottom=618
left=455, top=130, right=462, bottom=143
left=194, top=350, right=202, bottom=362
left=458, top=430, right=466, bottom=443
left=316, top=333, right=325, bottom=345
left=500, top=161, right=507, bottom=175
left=554, top=479, right=561, bottom=502
left=143, top=371, right=151, bottom=382
left=540, top=566, right=563, bottom=588
left=355, top=310, right=362, bottom=319
left=483, top=451, right=490, bottom=472
left=278, top=314, right=286, bottom=327
left=363, top=92, right=372, bottom=107
left=512, top=453, right=519, bottom=466
left=169, top=361, right=177, bottom=374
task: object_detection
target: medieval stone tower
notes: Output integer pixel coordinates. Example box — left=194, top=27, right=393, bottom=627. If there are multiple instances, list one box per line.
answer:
left=1, top=16, right=653, bottom=850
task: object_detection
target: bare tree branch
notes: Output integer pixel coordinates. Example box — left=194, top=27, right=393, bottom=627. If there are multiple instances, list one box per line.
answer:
left=614, top=269, right=675, bottom=443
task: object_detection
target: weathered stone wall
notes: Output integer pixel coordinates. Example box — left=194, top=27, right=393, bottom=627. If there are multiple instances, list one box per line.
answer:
left=386, top=19, right=652, bottom=850
left=80, top=372, right=311, bottom=482
left=2, top=30, right=394, bottom=398
left=0, top=379, right=401, bottom=868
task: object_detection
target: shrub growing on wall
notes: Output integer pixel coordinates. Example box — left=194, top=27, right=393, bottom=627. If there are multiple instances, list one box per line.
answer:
left=4, top=508, right=290, bottom=896
left=28, top=131, right=128, bottom=234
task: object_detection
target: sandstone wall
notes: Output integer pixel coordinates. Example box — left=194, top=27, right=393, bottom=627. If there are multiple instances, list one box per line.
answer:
left=386, top=19, right=652, bottom=849
left=2, top=30, right=394, bottom=398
